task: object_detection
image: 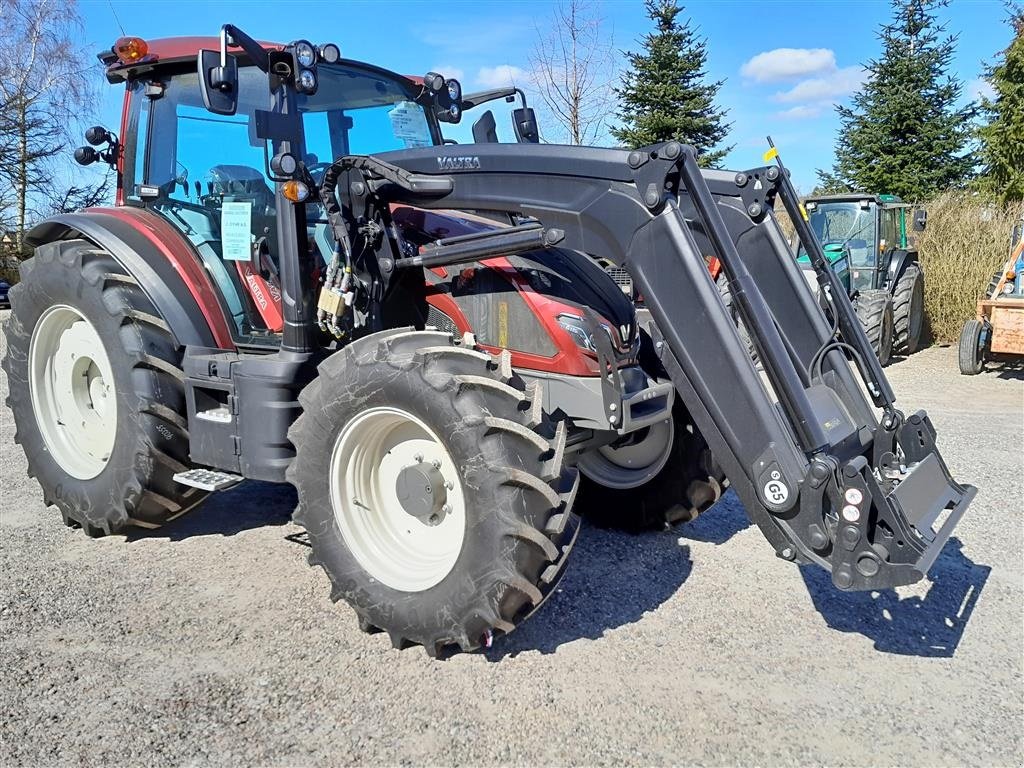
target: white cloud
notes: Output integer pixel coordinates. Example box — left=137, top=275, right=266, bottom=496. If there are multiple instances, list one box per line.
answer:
left=475, top=64, right=527, bottom=89
left=774, top=105, right=824, bottom=120
left=741, top=48, right=837, bottom=83
left=967, top=77, right=996, bottom=101
left=773, top=66, right=867, bottom=104
left=431, top=65, right=466, bottom=83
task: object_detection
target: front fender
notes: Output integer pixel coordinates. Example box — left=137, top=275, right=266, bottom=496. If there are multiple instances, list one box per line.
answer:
left=27, top=207, right=235, bottom=349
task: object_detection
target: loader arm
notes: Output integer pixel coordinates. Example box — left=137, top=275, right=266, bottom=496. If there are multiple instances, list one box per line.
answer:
left=321, top=140, right=974, bottom=591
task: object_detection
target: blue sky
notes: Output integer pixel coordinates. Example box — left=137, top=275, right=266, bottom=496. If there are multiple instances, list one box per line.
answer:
left=78, top=0, right=1010, bottom=190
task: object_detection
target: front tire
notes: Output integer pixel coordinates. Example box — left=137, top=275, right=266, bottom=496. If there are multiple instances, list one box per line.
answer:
left=854, top=290, right=894, bottom=367
left=892, top=263, right=925, bottom=355
left=2, top=239, right=207, bottom=536
left=287, top=330, right=580, bottom=655
left=577, top=400, right=725, bottom=531
left=958, top=318, right=985, bottom=375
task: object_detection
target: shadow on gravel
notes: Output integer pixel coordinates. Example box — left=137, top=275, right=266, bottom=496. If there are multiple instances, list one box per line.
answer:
left=484, top=493, right=750, bottom=659
left=127, top=481, right=295, bottom=541
left=486, top=521, right=694, bottom=660
left=990, top=360, right=1024, bottom=380
left=677, top=491, right=751, bottom=545
left=799, top=537, right=989, bottom=658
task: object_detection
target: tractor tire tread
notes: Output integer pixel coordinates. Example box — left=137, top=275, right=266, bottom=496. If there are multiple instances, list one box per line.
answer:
left=892, top=263, right=924, bottom=355
left=0, top=239, right=207, bottom=536
left=287, top=328, right=580, bottom=656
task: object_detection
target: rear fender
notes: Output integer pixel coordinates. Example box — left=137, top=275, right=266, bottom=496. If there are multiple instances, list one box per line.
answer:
left=26, top=208, right=235, bottom=349
left=886, top=249, right=917, bottom=291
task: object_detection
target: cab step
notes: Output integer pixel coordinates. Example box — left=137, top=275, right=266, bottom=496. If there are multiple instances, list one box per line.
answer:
left=173, top=468, right=243, bottom=492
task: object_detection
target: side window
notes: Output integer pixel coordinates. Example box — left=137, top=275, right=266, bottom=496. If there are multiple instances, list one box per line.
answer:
left=140, top=69, right=283, bottom=346
left=880, top=209, right=898, bottom=253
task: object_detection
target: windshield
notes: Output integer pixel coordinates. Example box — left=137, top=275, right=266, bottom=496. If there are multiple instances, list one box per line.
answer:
left=132, top=62, right=438, bottom=347
left=297, top=64, right=438, bottom=165
left=801, top=202, right=877, bottom=270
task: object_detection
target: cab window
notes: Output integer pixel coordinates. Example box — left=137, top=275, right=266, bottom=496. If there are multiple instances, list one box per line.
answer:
left=136, top=67, right=281, bottom=347
left=880, top=208, right=899, bottom=254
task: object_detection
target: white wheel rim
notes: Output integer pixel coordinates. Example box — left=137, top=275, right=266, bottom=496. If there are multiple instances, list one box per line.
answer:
left=28, top=305, right=118, bottom=480
left=578, top=416, right=674, bottom=490
left=329, top=406, right=466, bottom=592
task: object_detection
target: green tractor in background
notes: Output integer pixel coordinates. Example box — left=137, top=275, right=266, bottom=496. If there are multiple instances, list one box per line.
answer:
left=797, top=194, right=926, bottom=365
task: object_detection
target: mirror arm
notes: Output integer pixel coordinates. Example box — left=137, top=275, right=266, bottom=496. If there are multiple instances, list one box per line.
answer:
left=460, top=87, right=516, bottom=110
left=221, top=24, right=270, bottom=72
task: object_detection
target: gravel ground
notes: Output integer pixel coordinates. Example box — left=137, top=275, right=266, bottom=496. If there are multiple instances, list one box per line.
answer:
left=1, top=310, right=1022, bottom=767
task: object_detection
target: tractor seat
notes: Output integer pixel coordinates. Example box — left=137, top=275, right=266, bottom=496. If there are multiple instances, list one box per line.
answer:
left=208, top=165, right=276, bottom=214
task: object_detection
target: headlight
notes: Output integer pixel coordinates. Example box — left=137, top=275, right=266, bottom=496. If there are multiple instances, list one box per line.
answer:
left=294, top=41, right=316, bottom=68
left=319, top=43, right=340, bottom=63
left=557, top=312, right=637, bottom=357
left=1004, top=283, right=1015, bottom=294
left=297, top=68, right=317, bottom=92
left=557, top=314, right=597, bottom=353
left=446, top=78, right=461, bottom=102
left=424, top=71, right=445, bottom=92
left=448, top=103, right=461, bottom=120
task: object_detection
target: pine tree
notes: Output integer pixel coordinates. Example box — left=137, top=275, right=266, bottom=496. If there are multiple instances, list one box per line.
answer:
left=977, top=5, right=1024, bottom=202
left=611, top=0, right=731, bottom=166
left=818, top=0, right=976, bottom=201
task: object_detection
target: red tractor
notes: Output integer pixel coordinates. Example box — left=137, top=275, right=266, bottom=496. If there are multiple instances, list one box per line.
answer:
left=2, top=28, right=974, bottom=655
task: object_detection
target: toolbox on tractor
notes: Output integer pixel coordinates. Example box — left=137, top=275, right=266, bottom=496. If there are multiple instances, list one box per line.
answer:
left=1, top=25, right=975, bottom=655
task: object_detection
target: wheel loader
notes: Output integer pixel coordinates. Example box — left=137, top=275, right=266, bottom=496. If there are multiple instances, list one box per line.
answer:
left=1, top=28, right=975, bottom=656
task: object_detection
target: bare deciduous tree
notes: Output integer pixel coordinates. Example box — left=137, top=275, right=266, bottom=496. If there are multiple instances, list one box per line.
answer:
left=529, top=0, right=616, bottom=145
left=0, top=0, right=105, bottom=257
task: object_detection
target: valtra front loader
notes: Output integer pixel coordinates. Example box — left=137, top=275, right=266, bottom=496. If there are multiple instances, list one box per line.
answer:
left=1, top=28, right=975, bottom=655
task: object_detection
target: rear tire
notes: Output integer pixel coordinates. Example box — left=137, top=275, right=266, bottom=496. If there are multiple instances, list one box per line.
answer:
left=2, top=239, right=207, bottom=536
left=578, top=400, right=725, bottom=531
left=892, top=263, right=924, bottom=355
left=287, top=329, right=580, bottom=655
left=958, top=318, right=985, bottom=375
left=854, top=290, right=894, bottom=367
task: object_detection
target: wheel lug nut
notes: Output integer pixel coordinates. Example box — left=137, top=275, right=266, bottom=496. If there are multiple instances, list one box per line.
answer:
left=432, top=459, right=441, bottom=469
left=441, top=504, right=451, bottom=515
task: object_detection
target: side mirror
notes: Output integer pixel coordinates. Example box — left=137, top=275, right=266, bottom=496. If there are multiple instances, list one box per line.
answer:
left=512, top=107, right=539, bottom=143
left=472, top=110, right=498, bottom=144
left=913, top=209, right=927, bottom=232
left=198, top=49, right=239, bottom=116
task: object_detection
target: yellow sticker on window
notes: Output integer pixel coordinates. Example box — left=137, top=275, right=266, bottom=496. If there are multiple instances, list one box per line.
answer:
left=763, top=147, right=779, bottom=163
left=498, top=300, right=509, bottom=348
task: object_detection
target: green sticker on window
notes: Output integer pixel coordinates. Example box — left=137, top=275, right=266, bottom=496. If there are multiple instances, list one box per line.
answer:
left=221, top=201, right=252, bottom=261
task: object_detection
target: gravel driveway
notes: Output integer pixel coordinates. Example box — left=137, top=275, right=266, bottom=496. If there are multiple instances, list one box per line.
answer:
left=2, top=310, right=1021, bottom=766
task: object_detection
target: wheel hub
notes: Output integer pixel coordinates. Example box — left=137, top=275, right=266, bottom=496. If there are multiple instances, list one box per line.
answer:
left=329, top=406, right=466, bottom=592
left=28, top=305, right=118, bottom=480
left=395, top=461, right=449, bottom=525
left=578, top=415, right=674, bottom=490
